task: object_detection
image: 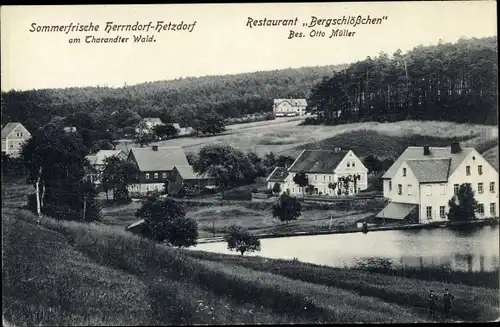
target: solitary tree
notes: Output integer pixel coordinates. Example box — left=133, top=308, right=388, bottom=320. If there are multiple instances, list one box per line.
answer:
left=293, top=171, right=309, bottom=199
left=136, top=197, right=198, bottom=247
left=448, top=183, right=479, bottom=222
left=363, top=155, right=383, bottom=174
left=224, top=225, right=261, bottom=255
left=272, top=194, right=302, bottom=225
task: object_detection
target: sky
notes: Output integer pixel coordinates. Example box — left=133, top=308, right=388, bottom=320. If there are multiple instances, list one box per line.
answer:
left=1, top=2, right=497, bottom=91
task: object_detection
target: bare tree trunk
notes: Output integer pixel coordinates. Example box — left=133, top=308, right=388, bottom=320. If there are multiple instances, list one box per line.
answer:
left=40, top=183, right=46, bottom=209
left=82, top=194, right=86, bottom=221
left=35, top=166, right=43, bottom=217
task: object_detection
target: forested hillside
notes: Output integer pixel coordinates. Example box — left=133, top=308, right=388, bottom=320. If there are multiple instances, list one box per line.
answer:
left=1, top=65, right=348, bottom=133
left=306, top=36, right=498, bottom=125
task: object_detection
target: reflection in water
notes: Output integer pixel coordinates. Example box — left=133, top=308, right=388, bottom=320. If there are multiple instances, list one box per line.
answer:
left=195, top=225, right=500, bottom=272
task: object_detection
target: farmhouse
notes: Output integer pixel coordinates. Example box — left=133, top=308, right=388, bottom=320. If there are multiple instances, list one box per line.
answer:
left=1, top=122, right=31, bottom=158
left=268, top=148, right=368, bottom=196
left=273, top=98, right=307, bottom=117
left=63, top=126, right=77, bottom=133
left=86, top=149, right=128, bottom=184
left=378, top=143, right=499, bottom=224
left=127, top=145, right=190, bottom=196
left=266, top=167, right=288, bottom=191
left=167, top=165, right=216, bottom=195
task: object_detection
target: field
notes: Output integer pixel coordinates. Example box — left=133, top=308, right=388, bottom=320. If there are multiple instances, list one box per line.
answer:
left=101, top=198, right=378, bottom=239
left=116, top=118, right=498, bottom=157
left=3, top=196, right=499, bottom=325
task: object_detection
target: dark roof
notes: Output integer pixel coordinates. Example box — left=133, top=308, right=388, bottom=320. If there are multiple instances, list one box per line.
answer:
left=267, top=167, right=288, bottom=182
left=174, top=165, right=210, bottom=180
left=288, top=150, right=349, bottom=173
left=274, top=99, right=307, bottom=106
left=405, top=159, right=451, bottom=183
left=129, top=147, right=189, bottom=172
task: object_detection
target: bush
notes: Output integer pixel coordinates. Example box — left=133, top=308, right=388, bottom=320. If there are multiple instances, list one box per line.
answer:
left=223, top=188, right=252, bottom=201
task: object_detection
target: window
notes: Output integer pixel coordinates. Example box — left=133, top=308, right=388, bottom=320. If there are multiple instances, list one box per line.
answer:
left=145, top=173, right=150, bottom=179
left=478, top=165, right=483, bottom=175
left=478, top=183, right=484, bottom=194
left=162, top=172, right=167, bottom=179
left=352, top=161, right=356, bottom=167
left=454, top=184, right=459, bottom=194
left=292, top=188, right=295, bottom=193
left=440, top=184, right=446, bottom=195
left=407, top=184, right=412, bottom=195
left=397, top=184, right=402, bottom=195
left=389, top=181, right=392, bottom=191
left=426, top=206, right=432, bottom=219
left=329, top=176, right=332, bottom=182
left=490, top=203, right=496, bottom=216
left=323, top=188, right=327, bottom=194
left=490, top=182, right=495, bottom=193
left=466, top=166, right=471, bottom=176
left=154, top=173, right=159, bottom=179
left=440, top=206, right=446, bottom=218
left=323, top=175, right=326, bottom=181
left=477, top=203, right=484, bottom=215
left=425, top=185, right=432, bottom=196
left=314, top=175, right=317, bottom=181
left=347, top=162, right=350, bottom=167
left=9, top=142, right=13, bottom=149
left=403, top=168, right=407, bottom=177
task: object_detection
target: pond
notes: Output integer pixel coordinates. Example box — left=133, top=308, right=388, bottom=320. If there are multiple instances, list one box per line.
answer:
left=194, top=224, right=500, bottom=272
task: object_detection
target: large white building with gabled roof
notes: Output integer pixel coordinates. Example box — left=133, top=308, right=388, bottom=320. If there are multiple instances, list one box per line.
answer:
left=378, top=142, right=499, bottom=224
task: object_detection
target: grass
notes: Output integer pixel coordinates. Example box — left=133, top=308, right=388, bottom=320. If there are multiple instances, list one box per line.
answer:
left=2, top=181, right=498, bottom=324
left=100, top=197, right=379, bottom=239
left=116, top=118, right=498, bottom=157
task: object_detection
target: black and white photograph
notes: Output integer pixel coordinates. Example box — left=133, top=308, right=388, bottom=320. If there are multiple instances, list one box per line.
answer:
left=1, top=1, right=498, bottom=325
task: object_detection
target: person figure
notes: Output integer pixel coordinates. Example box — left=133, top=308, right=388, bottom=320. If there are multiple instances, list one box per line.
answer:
left=443, top=288, right=455, bottom=318
left=427, top=290, right=437, bottom=318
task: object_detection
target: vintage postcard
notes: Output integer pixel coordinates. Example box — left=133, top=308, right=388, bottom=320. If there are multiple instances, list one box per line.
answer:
left=1, top=1, right=498, bottom=325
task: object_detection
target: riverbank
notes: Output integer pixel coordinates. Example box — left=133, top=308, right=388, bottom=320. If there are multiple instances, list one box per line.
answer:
left=197, top=218, right=500, bottom=244
left=3, top=208, right=498, bottom=325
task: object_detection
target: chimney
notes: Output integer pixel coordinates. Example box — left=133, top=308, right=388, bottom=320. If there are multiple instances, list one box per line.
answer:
left=450, top=142, right=461, bottom=154
left=152, top=145, right=158, bottom=151
left=423, top=145, right=430, bottom=156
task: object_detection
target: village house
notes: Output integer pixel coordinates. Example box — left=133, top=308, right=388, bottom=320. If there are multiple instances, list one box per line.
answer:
left=86, top=149, right=128, bottom=184
left=167, top=165, right=216, bottom=195
left=126, top=145, right=190, bottom=196
left=1, top=122, right=31, bottom=158
left=63, top=126, right=77, bottom=133
left=377, top=143, right=499, bottom=224
left=267, top=148, right=369, bottom=196
left=273, top=99, right=308, bottom=117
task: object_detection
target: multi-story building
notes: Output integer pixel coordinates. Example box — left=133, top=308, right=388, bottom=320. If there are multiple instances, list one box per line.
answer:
left=267, top=148, right=369, bottom=196
left=126, top=145, right=190, bottom=196
left=1, top=122, right=31, bottom=158
left=273, top=99, right=307, bottom=117
left=378, top=143, right=499, bottom=223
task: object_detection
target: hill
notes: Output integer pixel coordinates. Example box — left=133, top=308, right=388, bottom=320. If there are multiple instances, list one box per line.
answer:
left=2, top=182, right=499, bottom=325
left=116, top=119, right=499, bottom=158
left=1, top=64, right=348, bottom=133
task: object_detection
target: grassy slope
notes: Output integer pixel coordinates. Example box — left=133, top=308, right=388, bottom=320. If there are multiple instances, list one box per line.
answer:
left=3, top=206, right=498, bottom=325
left=117, top=119, right=498, bottom=157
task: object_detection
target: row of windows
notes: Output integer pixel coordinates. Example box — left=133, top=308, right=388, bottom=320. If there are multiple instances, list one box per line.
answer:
left=389, top=181, right=496, bottom=195
left=145, top=172, right=168, bottom=179
left=290, top=186, right=361, bottom=195
left=425, top=203, right=496, bottom=219
left=302, top=173, right=365, bottom=182
left=466, top=165, right=484, bottom=176
left=346, top=161, right=356, bottom=168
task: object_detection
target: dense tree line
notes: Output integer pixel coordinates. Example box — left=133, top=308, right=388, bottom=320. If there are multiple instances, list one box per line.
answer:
left=306, top=37, right=497, bottom=125
left=1, top=65, right=347, bottom=134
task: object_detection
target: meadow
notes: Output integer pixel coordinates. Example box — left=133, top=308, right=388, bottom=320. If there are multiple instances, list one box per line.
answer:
left=101, top=197, right=380, bottom=239
left=3, top=204, right=499, bottom=326
left=116, top=118, right=498, bottom=159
